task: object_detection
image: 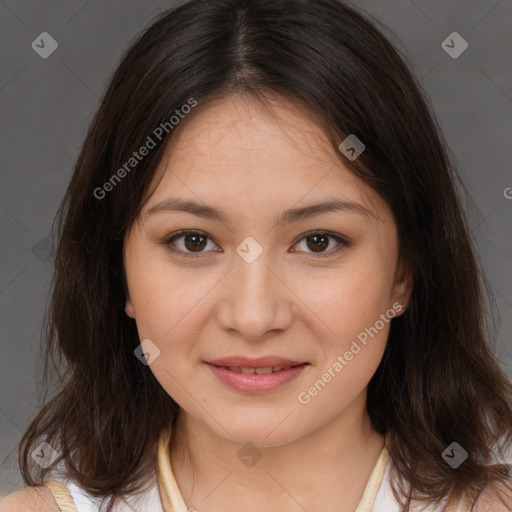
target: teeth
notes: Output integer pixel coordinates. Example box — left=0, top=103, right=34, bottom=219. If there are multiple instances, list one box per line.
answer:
left=222, top=365, right=296, bottom=374
left=255, top=367, right=273, bottom=375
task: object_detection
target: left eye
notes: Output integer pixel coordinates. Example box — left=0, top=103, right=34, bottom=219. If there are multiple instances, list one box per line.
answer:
left=292, top=231, right=349, bottom=256
left=162, top=230, right=349, bottom=258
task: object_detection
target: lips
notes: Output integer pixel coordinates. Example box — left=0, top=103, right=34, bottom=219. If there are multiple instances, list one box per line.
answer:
left=205, top=356, right=309, bottom=393
left=217, top=365, right=296, bottom=374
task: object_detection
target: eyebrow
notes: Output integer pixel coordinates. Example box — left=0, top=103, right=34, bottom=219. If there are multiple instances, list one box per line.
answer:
left=144, top=197, right=375, bottom=225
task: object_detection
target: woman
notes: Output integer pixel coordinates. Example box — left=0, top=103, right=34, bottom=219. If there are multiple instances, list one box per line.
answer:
left=2, top=0, right=511, bottom=510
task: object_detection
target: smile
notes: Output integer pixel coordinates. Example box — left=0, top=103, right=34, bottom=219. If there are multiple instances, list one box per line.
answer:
left=205, top=362, right=309, bottom=393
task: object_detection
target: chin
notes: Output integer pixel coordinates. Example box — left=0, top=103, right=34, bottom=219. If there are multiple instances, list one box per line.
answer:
left=209, top=414, right=302, bottom=448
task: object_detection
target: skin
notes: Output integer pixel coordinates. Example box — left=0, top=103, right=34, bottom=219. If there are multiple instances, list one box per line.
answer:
left=123, top=93, right=412, bottom=512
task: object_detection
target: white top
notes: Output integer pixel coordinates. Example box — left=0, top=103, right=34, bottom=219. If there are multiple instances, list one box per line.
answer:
left=43, top=431, right=465, bottom=512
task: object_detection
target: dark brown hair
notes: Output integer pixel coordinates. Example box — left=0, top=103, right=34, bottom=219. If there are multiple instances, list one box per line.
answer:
left=18, top=0, right=512, bottom=510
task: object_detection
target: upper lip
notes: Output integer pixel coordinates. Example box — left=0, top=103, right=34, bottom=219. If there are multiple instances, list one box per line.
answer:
left=207, top=356, right=307, bottom=368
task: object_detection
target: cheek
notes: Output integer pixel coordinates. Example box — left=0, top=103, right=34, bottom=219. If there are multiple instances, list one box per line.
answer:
left=128, top=267, right=206, bottom=403
left=126, top=262, right=221, bottom=404
left=293, top=257, right=396, bottom=341
left=289, top=251, right=395, bottom=401
left=126, top=247, right=210, bottom=340
left=297, top=285, right=392, bottom=414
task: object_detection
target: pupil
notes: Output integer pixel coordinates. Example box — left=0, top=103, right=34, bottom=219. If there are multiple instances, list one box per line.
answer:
left=185, top=234, right=206, bottom=251
left=308, top=234, right=328, bottom=252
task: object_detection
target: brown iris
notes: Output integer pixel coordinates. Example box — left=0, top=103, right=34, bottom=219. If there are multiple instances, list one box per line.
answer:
left=306, top=233, right=329, bottom=253
left=184, top=233, right=208, bottom=252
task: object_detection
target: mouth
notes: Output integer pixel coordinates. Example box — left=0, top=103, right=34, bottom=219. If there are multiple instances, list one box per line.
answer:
left=204, top=358, right=310, bottom=393
left=209, top=363, right=305, bottom=374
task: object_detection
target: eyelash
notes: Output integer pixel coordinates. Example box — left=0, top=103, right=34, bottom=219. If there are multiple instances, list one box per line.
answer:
left=161, top=229, right=351, bottom=259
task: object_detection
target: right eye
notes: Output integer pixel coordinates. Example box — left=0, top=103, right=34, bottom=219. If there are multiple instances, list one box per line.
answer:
left=161, top=230, right=221, bottom=258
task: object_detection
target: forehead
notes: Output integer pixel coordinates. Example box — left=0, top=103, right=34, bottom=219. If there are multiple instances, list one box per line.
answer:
left=141, top=94, right=389, bottom=223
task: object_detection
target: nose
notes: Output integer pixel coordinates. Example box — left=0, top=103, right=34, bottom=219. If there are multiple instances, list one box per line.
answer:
left=215, top=249, right=294, bottom=341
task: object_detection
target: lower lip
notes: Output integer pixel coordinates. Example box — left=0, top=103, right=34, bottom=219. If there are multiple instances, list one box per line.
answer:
left=205, top=363, right=308, bottom=393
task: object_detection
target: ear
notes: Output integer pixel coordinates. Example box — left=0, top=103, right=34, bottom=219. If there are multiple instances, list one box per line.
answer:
left=391, top=256, right=413, bottom=317
left=125, top=295, right=136, bottom=318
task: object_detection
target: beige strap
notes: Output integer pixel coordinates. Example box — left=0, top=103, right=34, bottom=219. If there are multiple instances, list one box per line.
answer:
left=156, top=429, right=189, bottom=511
left=43, top=481, right=79, bottom=512
left=354, top=446, right=390, bottom=511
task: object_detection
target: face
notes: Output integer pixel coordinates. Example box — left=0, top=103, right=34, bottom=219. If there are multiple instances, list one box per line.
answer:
left=123, top=94, right=411, bottom=447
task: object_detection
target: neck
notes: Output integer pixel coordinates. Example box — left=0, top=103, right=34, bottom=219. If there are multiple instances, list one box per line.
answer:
left=168, top=391, right=385, bottom=512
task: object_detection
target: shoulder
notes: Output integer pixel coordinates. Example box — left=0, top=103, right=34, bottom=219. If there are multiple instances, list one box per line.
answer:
left=470, top=479, right=512, bottom=512
left=0, top=485, right=61, bottom=512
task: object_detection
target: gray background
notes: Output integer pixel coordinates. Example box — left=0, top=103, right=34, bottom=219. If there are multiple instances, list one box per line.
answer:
left=1, top=0, right=511, bottom=496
